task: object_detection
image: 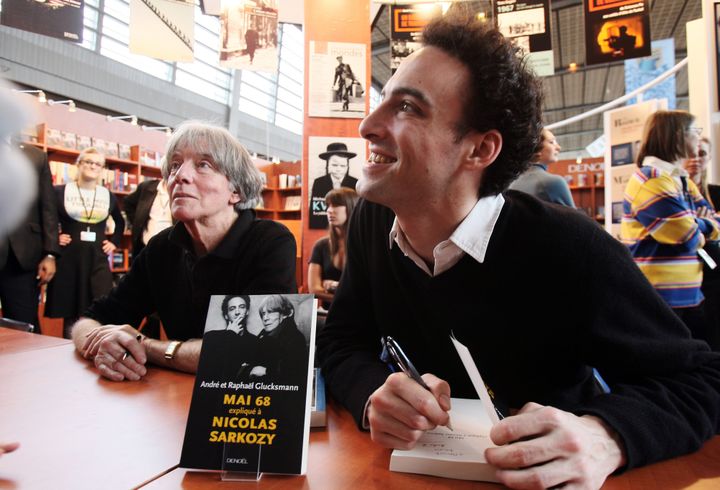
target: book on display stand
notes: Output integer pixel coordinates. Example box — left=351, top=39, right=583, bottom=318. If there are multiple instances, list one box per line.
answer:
left=180, top=294, right=317, bottom=479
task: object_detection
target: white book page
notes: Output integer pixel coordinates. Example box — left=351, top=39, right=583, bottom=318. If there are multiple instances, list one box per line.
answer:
left=450, top=333, right=501, bottom=425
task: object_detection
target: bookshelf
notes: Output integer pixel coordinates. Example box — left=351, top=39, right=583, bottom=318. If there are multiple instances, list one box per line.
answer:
left=548, top=157, right=605, bottom=223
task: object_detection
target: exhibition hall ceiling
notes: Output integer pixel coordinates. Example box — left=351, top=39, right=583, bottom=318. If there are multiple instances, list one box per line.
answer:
left=370, top=0, right=702, bottom=157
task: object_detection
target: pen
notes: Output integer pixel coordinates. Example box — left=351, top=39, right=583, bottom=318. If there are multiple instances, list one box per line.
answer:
left=383, top=336, right=453, bottom=430
left=121, top=334, right=144, bottom=361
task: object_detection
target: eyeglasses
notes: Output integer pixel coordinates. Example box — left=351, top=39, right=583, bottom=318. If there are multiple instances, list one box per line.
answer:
left=79, top=159, right=105, bottom=168
left=686, top=127, right=703, bottom=136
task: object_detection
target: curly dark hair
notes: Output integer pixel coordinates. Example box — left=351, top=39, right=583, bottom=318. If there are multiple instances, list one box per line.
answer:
left=422, top=11, right=544, bottom=197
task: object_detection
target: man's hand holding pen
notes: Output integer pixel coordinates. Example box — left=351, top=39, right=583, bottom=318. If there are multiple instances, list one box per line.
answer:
left=80, top=323, right=148, bottom=382
left=367, top=372, right=452, bottom=449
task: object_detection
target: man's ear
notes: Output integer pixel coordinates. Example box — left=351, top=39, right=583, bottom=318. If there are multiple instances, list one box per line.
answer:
left=464, top=129, right=502, bottom=170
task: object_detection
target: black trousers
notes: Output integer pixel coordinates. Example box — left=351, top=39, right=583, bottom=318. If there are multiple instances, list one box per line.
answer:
left=0, top=250, right=40, bottom=333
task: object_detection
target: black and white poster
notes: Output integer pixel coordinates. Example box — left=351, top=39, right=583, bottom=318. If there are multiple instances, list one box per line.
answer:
left=495, top=0, right=554, bottom=76
left=129, top=0, right=195, bottom=62
left=584, top=0, right=651, bottom=66
left=308, top=136, right=364, bottom=229
left=220, top=0, right=279, bottom=73
left=389, top=4, right=441, bottom=74
left=308, top=41, right=366, bottom=118
left=1, top=0, right=84, bottom=42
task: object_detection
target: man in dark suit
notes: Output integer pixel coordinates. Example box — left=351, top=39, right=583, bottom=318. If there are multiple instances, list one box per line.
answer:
left=0, top=144, right=60, bottom=332
left=309, top=142, right=358, bottom=229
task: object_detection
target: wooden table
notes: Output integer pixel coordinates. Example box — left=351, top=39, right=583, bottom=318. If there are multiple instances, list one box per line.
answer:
left=1, top=334, right=719, bottom=489
left=0, top=327, right=71, bottom=354
left=0, top=342, right=194, bottom=490
left=144, top=406, right=720, bottom=490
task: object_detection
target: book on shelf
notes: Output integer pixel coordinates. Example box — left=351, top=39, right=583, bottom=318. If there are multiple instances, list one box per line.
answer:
left=180, top=294, right=317, bottom=475
left=61, top=131, right=77, bottom=149
left=46, top=128, right=63, bottom=147
left=49, top=160, right=77, bottom=185
left=284, top=195, right=301, bottom=211
left=118, top=143, right=132, bottom=160
left=92, top=137, right=107, bottom=154
left=77, top=135, right=93, bottom=151
left=105, top=141, right=119, bottom=158
left=389, top=334, right=502, bottom=482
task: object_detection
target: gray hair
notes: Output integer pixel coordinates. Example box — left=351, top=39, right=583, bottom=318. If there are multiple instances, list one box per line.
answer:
left=162, top=121, right=263, bottom=210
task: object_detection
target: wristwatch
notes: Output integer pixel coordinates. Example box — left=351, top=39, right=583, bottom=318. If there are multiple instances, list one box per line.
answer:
left=164, top=340, right=182, bottom=360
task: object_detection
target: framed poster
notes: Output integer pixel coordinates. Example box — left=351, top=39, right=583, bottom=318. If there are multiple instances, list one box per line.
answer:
left=308, top=41, right=367, bottom=118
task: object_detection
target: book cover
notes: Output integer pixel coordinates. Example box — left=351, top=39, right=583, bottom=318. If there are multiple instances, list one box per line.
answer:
left=180, top=294, right=317, bottom=475
left=46, top=128, right=62, bottom=147
left=77, top=135, right=93, bottom=151
left=105, top=141, right=119, bottom=158
left=61, top=131, right=77, bottom=149
left=284, top=195, right=301, bottom=211
left=92, top=137, right=107, bottom=154
left=118, top=144, right=131, bottom=160
left=390, top=398, right=499, bottom=482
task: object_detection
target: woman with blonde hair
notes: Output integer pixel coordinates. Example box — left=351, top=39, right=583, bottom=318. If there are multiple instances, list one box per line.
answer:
left=621, top=111, right=719, bottom=345
left=45, top=148, right=124, bottom=338
left=308, top=187, right=359, bottom=306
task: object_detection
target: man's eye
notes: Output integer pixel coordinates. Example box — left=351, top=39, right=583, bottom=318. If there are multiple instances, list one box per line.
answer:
left=400, top=101, right=413, bottom=112
left=169, top=161, right=182, bottom=173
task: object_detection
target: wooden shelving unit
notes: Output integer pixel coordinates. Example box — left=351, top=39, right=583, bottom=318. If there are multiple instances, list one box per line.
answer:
left=550, top=157, right=605, bottom=222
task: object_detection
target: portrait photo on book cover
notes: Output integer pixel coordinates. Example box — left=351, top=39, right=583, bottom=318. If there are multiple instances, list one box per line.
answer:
left=202, top=294, right=313, bottom=384
left=308, top=41, right=366, bottom=118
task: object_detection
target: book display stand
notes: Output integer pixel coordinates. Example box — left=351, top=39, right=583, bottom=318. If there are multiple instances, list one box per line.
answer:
left=220, top=444, right=263, bottom=482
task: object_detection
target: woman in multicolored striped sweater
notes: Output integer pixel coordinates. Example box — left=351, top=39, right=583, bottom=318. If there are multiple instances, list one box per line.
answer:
left=621, top=110, right=720, bottom=344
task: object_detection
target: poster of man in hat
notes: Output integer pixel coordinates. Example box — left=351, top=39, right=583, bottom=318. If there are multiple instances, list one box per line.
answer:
left=308, top=41, right=366, bottom=118
left=308, top=137, right=364, bottom=229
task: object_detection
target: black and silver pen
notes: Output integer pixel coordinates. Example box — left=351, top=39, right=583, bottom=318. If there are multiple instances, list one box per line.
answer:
left=383, top=336, right=453, bottom=430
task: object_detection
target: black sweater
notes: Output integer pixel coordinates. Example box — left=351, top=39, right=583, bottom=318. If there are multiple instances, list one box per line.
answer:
left=86, top=210, right=297, bottom=340
left=317, top=192, right=720, bottom=470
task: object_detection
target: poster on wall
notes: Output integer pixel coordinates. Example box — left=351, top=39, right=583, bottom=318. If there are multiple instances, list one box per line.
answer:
left=219, top=0, right=279, bottom=73
left=625, top=38, right=675, bottom=108
left=390, top=4, right=442, bottom=74
left=603, top=98, right=666, bottom=238
left=584, top=0, right=651, bottom=66
left=0, top=0, right=83, bottom=42
left=129, top=0, right=195, bottom=62
left=308, top=136, right=365, bottom=229
left=495, top=0, right=554, bottom=76
left=308, top=41, right=367, bottom=118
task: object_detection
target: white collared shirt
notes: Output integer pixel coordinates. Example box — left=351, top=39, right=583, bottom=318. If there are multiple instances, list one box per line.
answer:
left=389, top=194, right=506, bottom=276
left=641, top=155, right=688, bottom=190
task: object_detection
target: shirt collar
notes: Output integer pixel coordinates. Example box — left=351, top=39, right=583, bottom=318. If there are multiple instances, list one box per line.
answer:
left=168, top=209, right=256, bottom=259
left=389, top=194, right=505, bottom=273
left=642, top=156, right=689, bottom=178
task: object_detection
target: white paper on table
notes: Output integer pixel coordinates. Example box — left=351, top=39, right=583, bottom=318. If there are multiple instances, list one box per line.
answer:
left=450, top=333, right=500, bottom=425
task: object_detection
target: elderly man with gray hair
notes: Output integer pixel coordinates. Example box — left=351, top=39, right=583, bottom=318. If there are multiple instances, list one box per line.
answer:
left=71, top=121, right=297, bottom=381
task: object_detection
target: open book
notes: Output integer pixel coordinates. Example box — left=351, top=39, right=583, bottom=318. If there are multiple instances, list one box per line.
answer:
left=389, top=334, right=500, bottom=481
